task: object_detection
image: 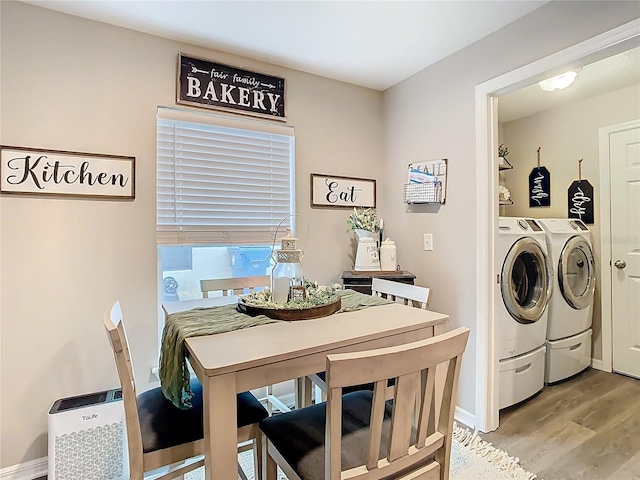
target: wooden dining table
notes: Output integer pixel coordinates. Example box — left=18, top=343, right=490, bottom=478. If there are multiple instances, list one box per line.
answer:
left=177, top=294, right=448, bottom=479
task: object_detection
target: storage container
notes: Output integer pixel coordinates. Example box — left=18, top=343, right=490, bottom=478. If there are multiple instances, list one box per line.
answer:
left=498, top=345, right=546, bottom=409
left=545, top=329, right=592, bottom=384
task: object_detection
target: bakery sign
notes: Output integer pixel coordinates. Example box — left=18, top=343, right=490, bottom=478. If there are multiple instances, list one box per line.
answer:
left=177, top=53, right=286, bottom=121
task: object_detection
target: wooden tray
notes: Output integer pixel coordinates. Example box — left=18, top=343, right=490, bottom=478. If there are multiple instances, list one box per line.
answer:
left=237, top=297, right=341, bottom=321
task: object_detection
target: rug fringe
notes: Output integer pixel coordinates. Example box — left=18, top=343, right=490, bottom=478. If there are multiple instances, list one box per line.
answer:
left=453, top=422, right=538, bottom=480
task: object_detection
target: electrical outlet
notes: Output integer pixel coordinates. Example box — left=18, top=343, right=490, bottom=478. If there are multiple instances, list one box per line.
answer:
left=423, top=233, right=433, bottom=251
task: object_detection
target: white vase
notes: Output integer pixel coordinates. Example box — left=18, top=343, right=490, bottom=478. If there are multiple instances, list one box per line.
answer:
left=353, top=229, right=377, bottom=240
left=353, top=229, right=380, bottom=271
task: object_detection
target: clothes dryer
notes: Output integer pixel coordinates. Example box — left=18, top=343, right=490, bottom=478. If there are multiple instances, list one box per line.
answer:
left=497, top=217, right=553, bottom=408
left=536, top=218, right=595, bottom=384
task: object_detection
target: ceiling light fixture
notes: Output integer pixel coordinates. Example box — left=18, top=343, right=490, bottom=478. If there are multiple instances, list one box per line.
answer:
left=538, top=71, right=578, bottom=91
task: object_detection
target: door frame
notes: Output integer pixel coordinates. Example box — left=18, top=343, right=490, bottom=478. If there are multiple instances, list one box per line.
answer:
left=598, top=118, right=640, bottom=373
left=474, top=19, right=640, bottom=433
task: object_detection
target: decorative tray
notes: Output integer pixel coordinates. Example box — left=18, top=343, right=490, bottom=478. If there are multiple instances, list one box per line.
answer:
left=237, top=296, right=341, bottom=321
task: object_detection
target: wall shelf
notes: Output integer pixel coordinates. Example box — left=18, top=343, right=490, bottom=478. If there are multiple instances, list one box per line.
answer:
left=498, top=156, right=513, bottom=171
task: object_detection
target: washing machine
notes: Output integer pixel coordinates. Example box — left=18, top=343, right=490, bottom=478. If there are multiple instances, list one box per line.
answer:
left=497, top=217, right=553, bottom=409
left=536, top=218, right=596, bottom=384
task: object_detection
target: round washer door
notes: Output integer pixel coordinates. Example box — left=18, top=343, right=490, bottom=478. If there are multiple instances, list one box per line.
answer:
left=501, top=237, right=553, bottom=324
left=559, top=236, right=595, bottom=310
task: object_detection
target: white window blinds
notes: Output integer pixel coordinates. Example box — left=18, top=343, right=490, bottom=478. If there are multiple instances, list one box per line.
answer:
left=157, top=109, right=294, bottom=245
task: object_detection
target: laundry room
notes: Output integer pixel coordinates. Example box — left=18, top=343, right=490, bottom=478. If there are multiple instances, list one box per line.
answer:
left=496, top=46, right=640, bottom=395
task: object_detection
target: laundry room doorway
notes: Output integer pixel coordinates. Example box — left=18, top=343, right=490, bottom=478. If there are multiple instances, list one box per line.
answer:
left=599, top=119, right=640, bottom=379
left=474, top=20, right=640, bottom=433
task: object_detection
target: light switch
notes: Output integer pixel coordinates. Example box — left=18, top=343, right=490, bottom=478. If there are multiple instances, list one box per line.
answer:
left=423, top=234, right=433, bottom=251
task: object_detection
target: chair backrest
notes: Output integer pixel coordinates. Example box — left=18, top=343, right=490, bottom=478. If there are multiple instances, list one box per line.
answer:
left=371, top=277, right=431, bottom=309
left=200, top=275, right=271, bottom=298
left=103, top=301, right=145, bottom=464
left=325, top=327, right=469, bottom=480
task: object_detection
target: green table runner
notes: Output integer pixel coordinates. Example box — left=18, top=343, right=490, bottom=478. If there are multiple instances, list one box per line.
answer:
left=160, top=289, right=391, bottom=409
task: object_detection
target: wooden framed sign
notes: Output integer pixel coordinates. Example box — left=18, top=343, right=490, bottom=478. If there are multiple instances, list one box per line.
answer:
left=310, top=174, right=376, bottom=208
left=177, top=53, right=286, bottom=121
left=0, top=146, right=135, bottom=199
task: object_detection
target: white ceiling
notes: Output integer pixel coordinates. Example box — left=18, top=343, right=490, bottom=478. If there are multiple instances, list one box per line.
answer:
left=498, top=46, right=640, bottom=123
left=18, top=0, right=639, bottom=121
left=20, top=0, right=547, bottom=91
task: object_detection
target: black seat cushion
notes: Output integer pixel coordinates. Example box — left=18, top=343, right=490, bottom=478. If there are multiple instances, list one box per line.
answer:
left=260, top=391, right=399, bottom=480
left=137, top=378, right=268, bottom=453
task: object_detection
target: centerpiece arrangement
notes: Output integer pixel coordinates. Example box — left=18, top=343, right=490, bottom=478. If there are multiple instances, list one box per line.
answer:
left=237, top=224, right=342, bottom=320
left=237, top=281, right=342, bottom=320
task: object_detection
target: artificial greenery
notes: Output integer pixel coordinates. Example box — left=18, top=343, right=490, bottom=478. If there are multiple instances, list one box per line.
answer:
left=346, top=207, right=379, bottom=232
left=241, top=280, right=342, bottom=309
left=498, top=144, right=510, bottom=158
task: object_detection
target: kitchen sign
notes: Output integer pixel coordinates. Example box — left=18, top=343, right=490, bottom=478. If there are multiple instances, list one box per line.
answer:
left=0, top=146, right=135, bottom=199
left=310, top=174, right=376, bottom=208
left=177, top=53, right=286, bottom=121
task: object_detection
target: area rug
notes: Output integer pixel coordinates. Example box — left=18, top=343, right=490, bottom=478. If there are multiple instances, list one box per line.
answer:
left=185, top=423, right=537, bottom=480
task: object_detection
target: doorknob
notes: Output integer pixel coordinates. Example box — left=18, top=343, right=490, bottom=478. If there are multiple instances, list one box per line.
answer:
left=614, top=260, right=627, bottom=269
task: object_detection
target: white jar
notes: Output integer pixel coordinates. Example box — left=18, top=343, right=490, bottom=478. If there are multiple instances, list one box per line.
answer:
left=380, top=238, right=397, bottom=271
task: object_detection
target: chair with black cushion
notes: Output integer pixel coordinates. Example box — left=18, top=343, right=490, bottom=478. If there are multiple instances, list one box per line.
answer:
left=371, top=277, right=431, bottom=309
left=307, top=278, right=432, bottom=404
left=103, top=300, right=268, bottom=480
left=260, top=327, right=470, bottom=480
left=200, top=275, right=271, bottom=298
left=199, top=276, right=291, bottom=416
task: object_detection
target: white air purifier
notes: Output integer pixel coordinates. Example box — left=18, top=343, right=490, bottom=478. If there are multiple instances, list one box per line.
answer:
left=48, top=388, right=128, bottom=480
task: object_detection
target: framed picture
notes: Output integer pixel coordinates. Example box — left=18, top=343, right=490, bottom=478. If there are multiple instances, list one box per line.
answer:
left=0, top=145, right=135, bottom=199
left=310, top=173, right=376, bottom=208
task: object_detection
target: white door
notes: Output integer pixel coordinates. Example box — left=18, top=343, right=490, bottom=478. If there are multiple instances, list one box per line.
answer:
left=611, top=126, right=640, bottom=378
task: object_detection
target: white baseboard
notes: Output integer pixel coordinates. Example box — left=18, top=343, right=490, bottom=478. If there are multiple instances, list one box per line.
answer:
left=0, top=457, right=47, bottom=480
left=454, top=405, right=476, bottom=430
left=591, top=358, right=604, bottom=371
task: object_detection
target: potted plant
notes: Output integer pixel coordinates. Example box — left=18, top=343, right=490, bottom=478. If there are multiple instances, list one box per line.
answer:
left=498, top=144, right=512, bottom=169
left=346, top=207, right=379, bottom=236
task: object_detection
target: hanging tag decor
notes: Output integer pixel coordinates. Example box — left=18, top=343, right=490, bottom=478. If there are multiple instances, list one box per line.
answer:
left=529, top=147, right=551, bottom=207
left=568, top=159, right=594, bottom=224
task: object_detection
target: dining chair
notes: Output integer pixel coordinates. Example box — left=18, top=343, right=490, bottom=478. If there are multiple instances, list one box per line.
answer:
left=103, top=301, right=268, bottom=480
left=259, top=327, right=470, bottom=480
left=199, top=275, right=291, bottom=416
left=371, top=277, right=431, bottom=308
left=200, top=275, right=271, bottom=297
left=307, top=278, right=432, bottom=404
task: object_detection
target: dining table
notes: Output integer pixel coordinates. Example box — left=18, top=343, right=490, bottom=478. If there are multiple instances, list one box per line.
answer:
left=165, top=290, right=449, bottom=479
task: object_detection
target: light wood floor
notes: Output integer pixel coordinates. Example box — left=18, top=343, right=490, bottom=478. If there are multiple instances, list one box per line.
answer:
left=481, top=368, right=640, bottom=480
left=36, top=369, right=639, bottom=480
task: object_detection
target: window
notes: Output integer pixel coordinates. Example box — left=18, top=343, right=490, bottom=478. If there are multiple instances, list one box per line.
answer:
left=156, top=108, right=295, bottom=301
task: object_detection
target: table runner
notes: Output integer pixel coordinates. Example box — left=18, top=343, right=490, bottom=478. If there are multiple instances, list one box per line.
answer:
left=160, top=289, right=392, bottom=408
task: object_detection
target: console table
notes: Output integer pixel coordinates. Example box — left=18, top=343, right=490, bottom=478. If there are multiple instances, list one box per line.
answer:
left=341, top=270, right=416, bottom=295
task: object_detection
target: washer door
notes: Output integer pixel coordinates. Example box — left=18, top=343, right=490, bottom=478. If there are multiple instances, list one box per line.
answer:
left=501, top=237, right=552, bottom=324
left=559, top=236, right=595, bottom=310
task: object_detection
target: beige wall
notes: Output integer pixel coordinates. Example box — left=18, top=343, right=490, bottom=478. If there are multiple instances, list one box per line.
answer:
left=501, top=84, right=640, bottom=362
left=2, top=0, right=639, bottom=471
left=382, top=2, right=639, bottom=416
left=0, top=2, right=384, bottom=468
